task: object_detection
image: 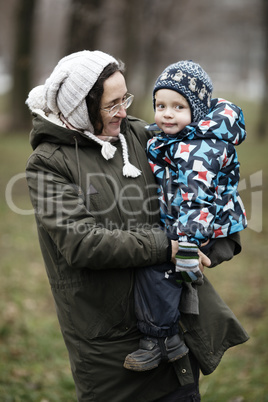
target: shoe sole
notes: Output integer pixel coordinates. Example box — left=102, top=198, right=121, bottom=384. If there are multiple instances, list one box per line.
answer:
left=123, top=356, right=161, bottom=371
left=168, top=346, right=189, bottom=363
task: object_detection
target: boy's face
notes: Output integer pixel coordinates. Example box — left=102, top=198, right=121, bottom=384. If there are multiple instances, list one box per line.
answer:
left=154, top=89, right=191, bottom=135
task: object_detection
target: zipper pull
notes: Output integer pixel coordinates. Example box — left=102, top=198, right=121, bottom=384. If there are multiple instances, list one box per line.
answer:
left=165, top=166, right=170, bottom=179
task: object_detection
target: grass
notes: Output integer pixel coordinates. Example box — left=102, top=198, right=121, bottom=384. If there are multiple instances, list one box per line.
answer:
left=199, top=98, right=268, bottom=402
left=0, top=99, right=267, bottom=401
left=0, top=134, right=76, bottom=401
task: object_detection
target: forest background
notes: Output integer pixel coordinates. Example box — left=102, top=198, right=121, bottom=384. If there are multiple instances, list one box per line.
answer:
left=0, top=0, right=267, bottom=401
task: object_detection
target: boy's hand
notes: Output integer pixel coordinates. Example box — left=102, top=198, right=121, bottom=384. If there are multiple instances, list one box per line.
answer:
left=175, top=242, right=204, bottom=285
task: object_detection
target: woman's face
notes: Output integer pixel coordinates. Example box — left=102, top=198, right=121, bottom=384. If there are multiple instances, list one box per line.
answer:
left=98, top=71, right=128, bottom=137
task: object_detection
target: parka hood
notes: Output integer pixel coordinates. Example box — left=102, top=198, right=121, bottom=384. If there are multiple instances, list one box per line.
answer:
left=29, top=110, right=98, bottom=150
left=148, top=98, right=246, bottom=147
left=29, top=109, right=130, bottom=149
left=28, top=110, right=142, bottom=178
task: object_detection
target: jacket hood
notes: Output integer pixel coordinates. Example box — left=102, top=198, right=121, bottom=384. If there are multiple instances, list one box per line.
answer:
left=28, top=110, right=142, bottom=178
left=149, top=98, right=246, bottom=147
left=29, top=110, right=89, bottom=150
left=29, top=109, right=130, bottom=150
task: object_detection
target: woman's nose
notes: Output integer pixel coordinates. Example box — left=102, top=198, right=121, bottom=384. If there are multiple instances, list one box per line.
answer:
left=115, top=105, right=127, bottom=118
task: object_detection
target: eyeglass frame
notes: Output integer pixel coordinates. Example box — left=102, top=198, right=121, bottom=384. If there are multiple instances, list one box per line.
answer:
left=100, top=93, right=134, bottom=117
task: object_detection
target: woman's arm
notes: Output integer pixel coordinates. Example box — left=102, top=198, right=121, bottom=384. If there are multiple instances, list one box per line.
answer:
left=26, top=152, right=170, bottom=271
left=203, top=233, right=241, bottom=268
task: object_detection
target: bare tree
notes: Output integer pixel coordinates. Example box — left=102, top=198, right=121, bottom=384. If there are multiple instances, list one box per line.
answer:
left=11, top=0, right=37, bottom=130
left=66, top=0, right=106, bottom=54
left=258, top=0, right=268, bottom=138
left=63, top=0, right=191, bottom=120
left=119, top=0, right=189, bottom=120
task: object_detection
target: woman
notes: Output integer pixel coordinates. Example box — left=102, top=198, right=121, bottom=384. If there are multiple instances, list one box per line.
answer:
left=26, top=50, right=248, bottom=402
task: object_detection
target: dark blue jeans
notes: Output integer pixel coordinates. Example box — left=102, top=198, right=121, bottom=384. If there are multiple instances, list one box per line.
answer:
left=134, top=262, right=182, bottom=338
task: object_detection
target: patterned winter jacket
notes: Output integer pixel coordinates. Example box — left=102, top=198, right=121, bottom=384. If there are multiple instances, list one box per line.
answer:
left=147, top=98, right=247, bottom=246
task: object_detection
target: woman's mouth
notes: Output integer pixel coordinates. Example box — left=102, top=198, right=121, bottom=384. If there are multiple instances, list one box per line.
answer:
left=111, top=119, right=121, bottom=126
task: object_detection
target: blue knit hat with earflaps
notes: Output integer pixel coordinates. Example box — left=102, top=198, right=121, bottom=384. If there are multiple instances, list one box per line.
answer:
left=153, top=60, right=213, bottom=122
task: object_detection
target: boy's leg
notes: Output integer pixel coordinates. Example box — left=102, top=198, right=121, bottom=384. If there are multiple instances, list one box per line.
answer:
left=134, top=262, right=181, bottom=337
left=123, top=263, right=188, bottom=371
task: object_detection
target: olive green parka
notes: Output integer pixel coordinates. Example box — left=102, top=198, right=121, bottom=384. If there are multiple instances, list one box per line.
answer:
left=26, top=112, right=248, bottom=402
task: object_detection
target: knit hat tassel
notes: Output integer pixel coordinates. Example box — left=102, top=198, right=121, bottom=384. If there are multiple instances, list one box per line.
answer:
left=123, top=161, right=142, bottom=178
left=101, top=141, right=117, bottom=160
left=83, top=131, right=141, bottom=178
left=119, top=134, right=141, bottom=178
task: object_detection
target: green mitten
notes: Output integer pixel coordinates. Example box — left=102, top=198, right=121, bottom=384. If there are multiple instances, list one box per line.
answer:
left=175, top=242, right=203, bottom=285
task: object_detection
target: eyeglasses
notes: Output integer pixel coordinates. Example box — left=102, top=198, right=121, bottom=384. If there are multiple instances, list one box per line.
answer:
left=100, top=93, right=134, bottom=117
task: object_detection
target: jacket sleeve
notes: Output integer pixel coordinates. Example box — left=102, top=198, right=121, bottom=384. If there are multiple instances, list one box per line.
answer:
left=26, top=151, right=170, bottom=271
left=195, top=98, right=246, bottom=145
left=174, top=144, right=220, bottom=245
left=204, top=232, right=241, bottom=268
left=175, top=99, right=245, bottom=245
left=177, top=138, right=242, bottom=245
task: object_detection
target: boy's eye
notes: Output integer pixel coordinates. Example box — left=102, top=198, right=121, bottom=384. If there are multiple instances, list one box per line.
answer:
left=156, top=104, right=164, bottom=109
left=175, top=105, right=183, bottom=110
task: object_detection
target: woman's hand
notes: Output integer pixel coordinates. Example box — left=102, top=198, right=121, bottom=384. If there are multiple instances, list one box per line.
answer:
left=198, top=249, right=211, bottom=273
left=171, top=240, right=179, bottom=264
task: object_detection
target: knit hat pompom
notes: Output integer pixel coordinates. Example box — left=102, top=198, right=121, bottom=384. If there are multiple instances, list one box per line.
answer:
left=153, top=60, right=213, bottom=122
left=26, top=85, right=49, bottom=112
left=26, top=50, right=118, bottom=133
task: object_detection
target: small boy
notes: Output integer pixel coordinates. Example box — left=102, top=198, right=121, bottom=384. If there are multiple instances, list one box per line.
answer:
left=124, top=60, right=247, bottom=371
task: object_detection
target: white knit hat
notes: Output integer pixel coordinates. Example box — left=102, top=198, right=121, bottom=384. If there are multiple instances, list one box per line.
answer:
left=26, top=50, right=141, bottom=178
left=26, top=50, right=118, bottom=132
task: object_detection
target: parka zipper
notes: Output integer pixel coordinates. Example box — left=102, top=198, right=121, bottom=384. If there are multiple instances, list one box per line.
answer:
left=73, top=136, right=83, bottom=196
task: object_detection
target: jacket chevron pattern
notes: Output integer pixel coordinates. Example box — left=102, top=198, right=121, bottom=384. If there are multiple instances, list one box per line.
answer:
left=147, top=98, right=247, bottom=245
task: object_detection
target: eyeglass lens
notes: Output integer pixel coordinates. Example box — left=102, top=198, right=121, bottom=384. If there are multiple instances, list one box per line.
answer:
left=110, top=95, right=133, bottom=116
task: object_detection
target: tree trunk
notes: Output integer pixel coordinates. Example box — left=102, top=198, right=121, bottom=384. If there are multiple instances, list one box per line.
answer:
left=258, top=0, right=268, bottom=138
left=11, top=0, right=36, bottom=131
left=66, top=0, right=105, bottom=54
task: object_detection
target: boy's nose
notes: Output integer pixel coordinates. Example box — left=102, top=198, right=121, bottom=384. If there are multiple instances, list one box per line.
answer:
left=164, top=107, right=174, bottom=117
